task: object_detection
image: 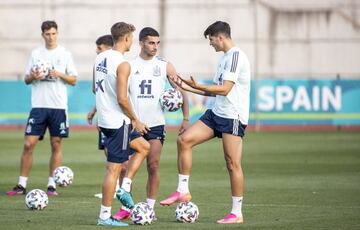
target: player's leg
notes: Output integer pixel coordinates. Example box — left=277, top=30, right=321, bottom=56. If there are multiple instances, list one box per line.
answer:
left=6, top=135, right=40, bottom=196
left=47, top=136, right=63, bottom=195
left=20, top=135, right=40, bottom=178
left=217, top=133, right=245, bottom=224
left=115, top=134, right=149, bottom=211
left=125, top=136, right=149, bottom=179
left=113, top=131, right=141, bottom=221
left=7, top=108, right=45, bottom=196
left=98, top=161, right=128, bottom=226
left=146, top=139, right=162, bottom=201
left=97, top=125, right=130, bottom=226
left=160, top=120, right=214, bottom=205
left=47, top=109, right=68, bottom=196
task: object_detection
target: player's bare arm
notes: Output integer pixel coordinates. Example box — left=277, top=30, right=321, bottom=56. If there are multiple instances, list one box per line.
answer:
left=87, top=106, right=97, bottom=125
left=117, top=61, right=150, bottom=134
left=167, top=62, right=190, bottom=133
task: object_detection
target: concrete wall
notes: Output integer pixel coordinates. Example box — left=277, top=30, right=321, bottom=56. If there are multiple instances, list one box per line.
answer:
left=0, top=0, right=359, bottom=80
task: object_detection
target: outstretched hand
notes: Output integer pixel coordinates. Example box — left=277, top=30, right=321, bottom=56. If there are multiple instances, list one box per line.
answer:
left=169, top=74, right=198, bottom=89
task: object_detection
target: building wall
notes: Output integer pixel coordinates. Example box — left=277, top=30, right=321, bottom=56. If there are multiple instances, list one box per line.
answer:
left=0, top=0, right=359, bottom=80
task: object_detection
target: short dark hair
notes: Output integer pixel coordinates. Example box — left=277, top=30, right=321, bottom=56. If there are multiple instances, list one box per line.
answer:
left=139, top=27, right=159, bottom=41
left=41, top=20, right=58, bottom=33
left=96, top=35, right=113, bottom=46
left=203, top=21, right=231, bottom=38
left=111, top=22, right=136, bottom=43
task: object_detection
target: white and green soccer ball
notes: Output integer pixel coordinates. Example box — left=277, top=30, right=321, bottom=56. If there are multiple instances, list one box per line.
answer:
left=54, top=166, right=74, bottom=187
left=159, top=88, right=183, bottom=112
left=25, top=189, right=48, bottom=210
left=130, top=202, right=155, bottom=225
left=175, top=201, right=199, bottom=223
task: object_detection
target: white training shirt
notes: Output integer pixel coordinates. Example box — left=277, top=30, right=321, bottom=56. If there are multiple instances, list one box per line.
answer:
left=25, top=45, right=78, bottom=109
left=128, top=56, right=168, bottom=127
left=212, top=46, right=251, bottom=125
left=94, top=49, right=131, bottom=129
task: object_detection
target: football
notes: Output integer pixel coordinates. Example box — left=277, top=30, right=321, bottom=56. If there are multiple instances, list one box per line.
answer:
left=175, top=201, right=199, bottom=223
left=130, top=202, right=155, bottom=225
left=54, top=166, right=74, bottom=187
left=25, top=189, right=48, bottom=210
left=31, top=59, right=51, bottom=78
left=159, top=88, right=183, bottom=112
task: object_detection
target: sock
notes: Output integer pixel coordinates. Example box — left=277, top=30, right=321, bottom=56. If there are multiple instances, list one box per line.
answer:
left=99, top=205, right=111, bottom=220
left=121, top=206, right=131, bottom=212
left=18, top=176, right=28, bottom=188
left=147, top=198, right=156, bottom=209
left=47, top=177, right=56, bottom=188
left=121, top=177, right=132, bottom=192
left=177, top=174, right=189, bottom=193
left=230, top=196, right=243, bottom=217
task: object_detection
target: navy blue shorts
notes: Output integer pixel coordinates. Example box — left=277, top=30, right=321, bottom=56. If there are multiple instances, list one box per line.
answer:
left=25, top=108, right=69, bottom=140
left=199, top=109, right=247, bottom=138
left=143, top=125, right=166, bottom=144
left=100, top=123, right=131, bottom=164
left=98, top=129, right=139, bottom=151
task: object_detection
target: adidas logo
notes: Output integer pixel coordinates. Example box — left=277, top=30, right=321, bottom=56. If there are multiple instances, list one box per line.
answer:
left=96, top=58, right=107, bottom=74
left=135, top=70, right=140, bottom=75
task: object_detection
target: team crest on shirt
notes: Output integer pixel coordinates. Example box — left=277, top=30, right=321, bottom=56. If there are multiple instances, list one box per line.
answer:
left=153, top=65, right=161, bottom=77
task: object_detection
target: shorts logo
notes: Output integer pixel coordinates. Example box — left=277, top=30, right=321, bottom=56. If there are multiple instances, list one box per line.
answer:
left=60, top=122, right=66, bottom=135
left=26, top=125, right=32, bottom=133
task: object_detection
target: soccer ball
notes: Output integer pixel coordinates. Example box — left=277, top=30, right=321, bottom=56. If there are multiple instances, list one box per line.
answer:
left=130, top=202, right=155, bottom=225
left=31, top=59, right=51, bottom=78
left=54, top=166, right=74, bottom=187
left=159, top=88, right=183, bottom=112
left=25, top=189, right=48, bottom=210
left=175, top=201, right=199, bottom=223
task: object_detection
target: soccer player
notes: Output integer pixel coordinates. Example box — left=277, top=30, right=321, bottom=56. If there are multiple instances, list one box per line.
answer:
left=87, top=35, right=124, bottom=199
left=6, top=20, right=77, bottom=197
left=160, top=21, right=251, bottom=224
left=94, top=22, right=150, bottom=227
left=113, top=27, right=189, bottom=220
left=88, top=34, right=114, bottom=158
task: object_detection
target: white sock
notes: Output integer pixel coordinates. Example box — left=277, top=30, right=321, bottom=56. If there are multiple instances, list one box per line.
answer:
left=230, top=196, right=243, bottom=217
left=121, top=206, right=131, bottom=212
left=121, top=177, right=132, bottom=192
left=47, top=177, right=56, bottom=188
left=177, top=174, right=190, bottom=193
left=99, top=205, right=111, bottom=220
left=18, top=176, right=28, bottom=188
left=147, top=198, right=156, bottom=209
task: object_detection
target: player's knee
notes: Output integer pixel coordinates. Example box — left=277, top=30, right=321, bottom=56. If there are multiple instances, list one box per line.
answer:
left=177, top=134, right=191, bottom=147
left=50, top=138, right=62, bottom=151
left=23, top=140, right=36, bottom=152
left=225, top=159, right=241, bottom=173
left=147, top=160, right=159, bottom=174
left=106, top=164, right=119, bottom=176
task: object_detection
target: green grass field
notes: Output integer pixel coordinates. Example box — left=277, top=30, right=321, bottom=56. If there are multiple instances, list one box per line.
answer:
left=0, top=130, right=360, bottom=229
